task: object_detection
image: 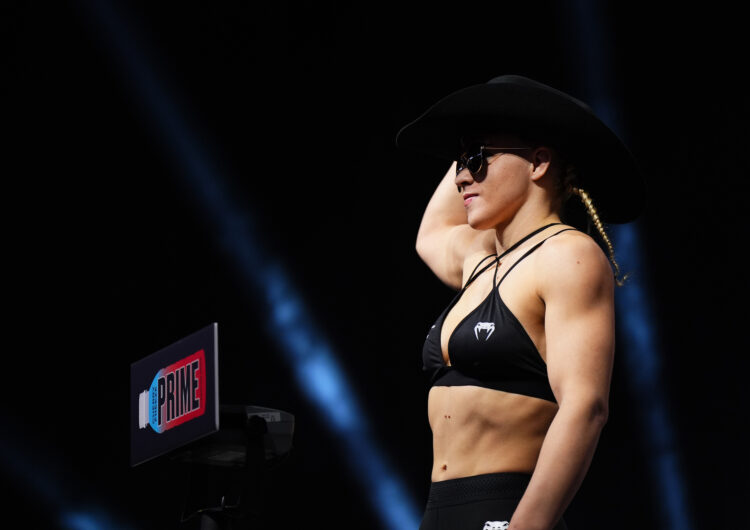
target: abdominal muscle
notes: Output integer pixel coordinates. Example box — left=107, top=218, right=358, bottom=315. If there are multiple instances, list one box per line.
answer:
left=427, top=385, right=559, bottom=482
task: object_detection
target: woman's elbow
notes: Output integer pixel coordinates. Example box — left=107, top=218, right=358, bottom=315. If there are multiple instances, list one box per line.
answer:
left=559, top=394, right=609, bottom=426
left=588, top=397, right=609, bottom=426
left=593, top=401, right=609, bottom=426
left=415, top=237, right=429, bottom=264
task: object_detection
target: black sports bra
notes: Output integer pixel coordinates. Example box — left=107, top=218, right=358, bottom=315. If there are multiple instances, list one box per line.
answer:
left=422, top=223, right=578, bottom=403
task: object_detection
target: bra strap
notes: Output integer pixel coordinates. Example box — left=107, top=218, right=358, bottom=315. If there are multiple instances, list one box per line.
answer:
left=463, top=222, right=563, bottom=289
left=493, top=228, right=578, bottom=287
left=464, top=254, right=498, bottom=289
left=497, top=222, right=562, bottom=261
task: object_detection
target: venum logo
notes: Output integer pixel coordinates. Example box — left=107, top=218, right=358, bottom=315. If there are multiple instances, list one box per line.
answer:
left=483, top=522, right=509, bottom=530
left=138, top=349, right=206, bottom=433
left=474, top=321, right=495, bottom=340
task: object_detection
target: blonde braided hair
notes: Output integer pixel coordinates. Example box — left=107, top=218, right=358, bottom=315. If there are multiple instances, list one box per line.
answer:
left=552, top=159, right=628, bottom=286
left=569, top=184, right=628, bottom=287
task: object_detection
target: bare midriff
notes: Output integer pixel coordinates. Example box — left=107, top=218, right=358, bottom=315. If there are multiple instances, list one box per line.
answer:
left=426, top=234, right=573, bottom=482
left=427, top=385, right=559, bottom=482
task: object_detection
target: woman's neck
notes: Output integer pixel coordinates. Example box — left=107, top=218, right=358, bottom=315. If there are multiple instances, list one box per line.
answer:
left=493, top=212, right=562, bottom=255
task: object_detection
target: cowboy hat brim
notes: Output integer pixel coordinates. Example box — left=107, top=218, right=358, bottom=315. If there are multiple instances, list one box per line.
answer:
left=396, top=75, right=645, bottom=224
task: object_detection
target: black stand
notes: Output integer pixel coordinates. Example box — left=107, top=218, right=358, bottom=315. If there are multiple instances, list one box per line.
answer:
left=172, top=405, right=293, bottom=530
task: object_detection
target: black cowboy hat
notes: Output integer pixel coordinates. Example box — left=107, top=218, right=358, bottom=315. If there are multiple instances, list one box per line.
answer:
left=396, top=75, right=645, bottom=224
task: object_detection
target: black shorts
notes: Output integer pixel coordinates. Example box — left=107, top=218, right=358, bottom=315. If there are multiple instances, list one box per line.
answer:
left=419, top=472, right=569, bottom=530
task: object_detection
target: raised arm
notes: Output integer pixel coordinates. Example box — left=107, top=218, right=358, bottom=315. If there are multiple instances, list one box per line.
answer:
left=415, top=162, right=495, bottom=289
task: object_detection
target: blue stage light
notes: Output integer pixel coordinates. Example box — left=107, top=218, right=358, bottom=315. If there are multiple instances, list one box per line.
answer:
left=61, top=509, right=134, bottom=530
left=80, top=2, right=421, bottom=528
left=0, top=432, right=133, bottom=530
left=565, top=1, right=694, bottom=527
left=612, top=223, right=693, bottom=530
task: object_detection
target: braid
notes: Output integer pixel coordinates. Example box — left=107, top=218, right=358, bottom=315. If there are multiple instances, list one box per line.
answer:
left=570, top=185, right=629, bottom=287
left=560, top=164, right=577, bottom=205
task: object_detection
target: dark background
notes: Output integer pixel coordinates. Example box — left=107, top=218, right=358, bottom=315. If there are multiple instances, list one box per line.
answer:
left=4, top=1, right=748, bottom=529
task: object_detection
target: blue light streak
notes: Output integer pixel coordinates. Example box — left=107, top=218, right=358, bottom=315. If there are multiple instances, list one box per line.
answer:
left=566, top=1, right=694, bottom=528
left=79, top=1, right=421, bottom=528
left=612, top=223, right=692, bottom=530
left=61, top=509, right=133, bottom=530
left=0, top=431, right=133, bottom=530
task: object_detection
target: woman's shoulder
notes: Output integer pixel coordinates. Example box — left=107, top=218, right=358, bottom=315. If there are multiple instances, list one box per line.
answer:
left=535, top=227, right=614, bottom=291
left=541, top=225, right=606, bottom=256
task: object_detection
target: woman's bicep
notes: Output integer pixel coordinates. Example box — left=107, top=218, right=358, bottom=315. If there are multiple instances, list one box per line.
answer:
left=414, top=161, right=495, bottom=288
left=540, top=237, right=615, bottom=416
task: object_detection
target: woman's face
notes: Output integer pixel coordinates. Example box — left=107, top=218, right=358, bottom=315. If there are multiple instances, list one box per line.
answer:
left=455, top=134, right=535, bottom=230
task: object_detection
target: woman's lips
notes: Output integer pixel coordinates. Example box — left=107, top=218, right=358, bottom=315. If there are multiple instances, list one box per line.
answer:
left=463, top=194, right=477, bottom=207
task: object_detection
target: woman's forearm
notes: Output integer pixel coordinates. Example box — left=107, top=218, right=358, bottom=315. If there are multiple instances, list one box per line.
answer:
left=416, top=161, right=466, bottom=244
left=509, top=402, right=608, bottom=530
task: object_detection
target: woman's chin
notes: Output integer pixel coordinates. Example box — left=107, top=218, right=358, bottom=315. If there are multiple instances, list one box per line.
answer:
left=467, top=213, right=494, bottom=231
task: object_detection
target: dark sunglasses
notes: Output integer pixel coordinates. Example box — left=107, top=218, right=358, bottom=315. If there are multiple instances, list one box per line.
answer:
left=456, top=145, right=531, bottom=181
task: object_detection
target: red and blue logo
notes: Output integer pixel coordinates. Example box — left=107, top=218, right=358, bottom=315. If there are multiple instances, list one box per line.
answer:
left=139, top=350, right=206, bottom=433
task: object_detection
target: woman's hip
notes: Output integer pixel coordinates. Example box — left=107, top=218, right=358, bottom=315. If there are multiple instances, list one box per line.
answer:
left=419, top=472, right=568, bottom=530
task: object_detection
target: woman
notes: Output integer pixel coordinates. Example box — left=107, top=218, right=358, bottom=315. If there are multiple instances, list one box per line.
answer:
left=396, top=76, right=644, bottom=530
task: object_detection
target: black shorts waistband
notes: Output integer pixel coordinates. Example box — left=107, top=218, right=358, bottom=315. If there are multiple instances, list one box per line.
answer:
left=425, top=472, right=532, bottom=509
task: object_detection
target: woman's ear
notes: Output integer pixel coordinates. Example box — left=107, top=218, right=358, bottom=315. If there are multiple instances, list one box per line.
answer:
left=530, top=147, right=553, bottom=182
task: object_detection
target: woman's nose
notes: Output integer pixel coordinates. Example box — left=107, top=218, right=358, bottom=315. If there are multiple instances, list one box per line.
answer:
left=454, top=164, right=475, bottom=191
